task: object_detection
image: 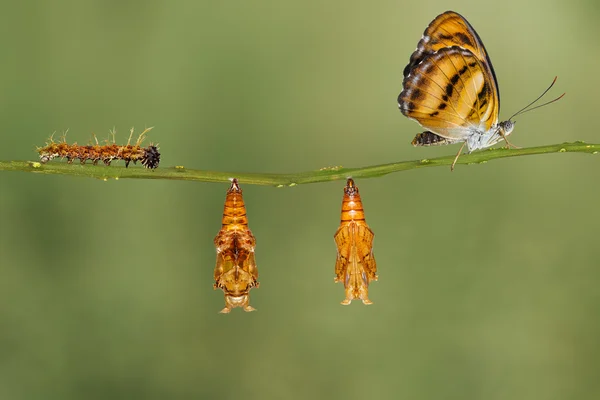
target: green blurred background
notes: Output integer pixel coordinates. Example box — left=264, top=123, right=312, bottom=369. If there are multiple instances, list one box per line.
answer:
left=1, top=0, right=599, bottom=399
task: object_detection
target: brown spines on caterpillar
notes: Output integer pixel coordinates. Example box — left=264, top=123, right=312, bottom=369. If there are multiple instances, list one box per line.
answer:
left=213, top=179, right=259, bottom=314
left=36, top=127, right=160, bottom=169
left=334, top=178, right=378, bottom=305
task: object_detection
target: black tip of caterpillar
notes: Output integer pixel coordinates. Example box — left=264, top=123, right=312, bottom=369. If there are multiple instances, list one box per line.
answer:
left=141, top=145, right=161, bottom=169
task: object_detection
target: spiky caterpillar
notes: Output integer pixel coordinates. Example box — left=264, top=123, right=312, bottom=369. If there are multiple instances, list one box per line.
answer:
left=37, top=127, right=160, bottom=169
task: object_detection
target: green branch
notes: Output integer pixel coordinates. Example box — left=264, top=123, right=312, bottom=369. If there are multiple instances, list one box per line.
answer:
left=1, top=141, right=597, bottom=186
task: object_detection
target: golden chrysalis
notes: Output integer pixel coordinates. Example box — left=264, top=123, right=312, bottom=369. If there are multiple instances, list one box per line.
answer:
left=334, top=178, right=378, bottom=305
left=213, top=179, right=259, bottom=313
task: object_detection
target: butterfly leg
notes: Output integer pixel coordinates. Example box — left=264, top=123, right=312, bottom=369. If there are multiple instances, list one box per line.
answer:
left=450, top=142, right=467, bottom=171
left=501, top=132, right=521, bottom=149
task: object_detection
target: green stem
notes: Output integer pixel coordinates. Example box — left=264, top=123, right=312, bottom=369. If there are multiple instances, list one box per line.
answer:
left=1, top=141, right=597, bottom=186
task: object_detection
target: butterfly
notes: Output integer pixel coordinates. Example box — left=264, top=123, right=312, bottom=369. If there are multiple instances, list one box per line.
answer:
left=398, top=11, right=561, bottom=170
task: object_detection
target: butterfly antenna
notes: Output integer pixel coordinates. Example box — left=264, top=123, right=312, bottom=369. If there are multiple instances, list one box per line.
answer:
left=508, top=76, right=565, bottom=121
left=511, top=92, right=565, bottom=118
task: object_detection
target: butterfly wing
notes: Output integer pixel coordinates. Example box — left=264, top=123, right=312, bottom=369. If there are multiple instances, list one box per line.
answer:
left=398, top=11, right=500, bottom=140
left=402, top=11, right=498, bottom=92
left=400, top=46, right=499, bottom=138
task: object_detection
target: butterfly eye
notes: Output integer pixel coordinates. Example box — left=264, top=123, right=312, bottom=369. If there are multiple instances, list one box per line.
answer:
left=501, top=120, right=515, bottom=135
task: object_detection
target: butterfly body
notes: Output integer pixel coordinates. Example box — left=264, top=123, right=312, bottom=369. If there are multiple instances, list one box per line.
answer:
left=398, top=11, right=514, bottom=154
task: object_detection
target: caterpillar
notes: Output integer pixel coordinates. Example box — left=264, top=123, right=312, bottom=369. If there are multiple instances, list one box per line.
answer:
left=37, top=127, right=160, bottom=169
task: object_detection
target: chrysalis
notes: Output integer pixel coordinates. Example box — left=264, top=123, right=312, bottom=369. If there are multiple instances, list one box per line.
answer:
left=213, top=179, right=259, bottom=313
left=334, top=178, right=378, bottom=305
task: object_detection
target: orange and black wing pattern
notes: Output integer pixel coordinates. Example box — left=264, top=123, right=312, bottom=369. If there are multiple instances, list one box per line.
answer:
left=213, top=179, right=259, bottom=313
left=334, top=179, right=378, bottom=305
left=398, top=11, right=500, bottom=141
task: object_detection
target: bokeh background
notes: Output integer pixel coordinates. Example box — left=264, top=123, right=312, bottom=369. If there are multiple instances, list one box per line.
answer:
left=1, top=0, right=599, bottom=399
